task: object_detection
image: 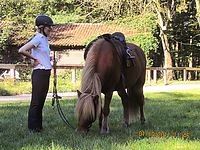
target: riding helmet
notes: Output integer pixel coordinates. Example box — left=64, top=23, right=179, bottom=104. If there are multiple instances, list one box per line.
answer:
left=35, top=15, right=56, bottom=26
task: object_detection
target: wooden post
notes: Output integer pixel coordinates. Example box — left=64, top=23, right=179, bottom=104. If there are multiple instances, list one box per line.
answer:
left=10, top=69, right=15, bottom=79
left=163, top=69, right=167, bottom=84
left=183, top=69, right=186, bottom=81
left=72, top=68, right=76, bottom=83
left=153, top=70, right=157, bottom=83
left=195, top=70, right=197, bottom=80
left=147, top=70, right=151, bottom=83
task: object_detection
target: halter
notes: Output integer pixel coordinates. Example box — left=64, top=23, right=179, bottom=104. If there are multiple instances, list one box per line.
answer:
left=51, top=50, right=76, bottom=131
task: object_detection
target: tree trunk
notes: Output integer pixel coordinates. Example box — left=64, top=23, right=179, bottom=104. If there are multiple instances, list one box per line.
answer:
left=189, top=36, right=195, bottom=80
left=154, top=0, right=173, bottom=80
left=195, top=0, right=200, bottom=27
left=160, top=30, right=173, bottom=80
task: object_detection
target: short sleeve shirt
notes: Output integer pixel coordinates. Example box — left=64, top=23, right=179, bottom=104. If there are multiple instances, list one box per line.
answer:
left=30, top=33, right=52, bottom=70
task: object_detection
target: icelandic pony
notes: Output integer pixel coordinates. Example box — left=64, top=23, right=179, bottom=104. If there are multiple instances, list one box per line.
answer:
left=75, top=36, right=146, bottom=134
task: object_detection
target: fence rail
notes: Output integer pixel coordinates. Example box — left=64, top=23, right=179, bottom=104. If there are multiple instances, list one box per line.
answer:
left=146, top=67, right=200, bottom=84
left=1, top=64, right=200, bottom=84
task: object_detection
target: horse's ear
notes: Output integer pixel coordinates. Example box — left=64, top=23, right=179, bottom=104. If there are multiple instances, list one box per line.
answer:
left=77, top=90, right=82, bottom=97
left=93, top=95, right=99, bottom=105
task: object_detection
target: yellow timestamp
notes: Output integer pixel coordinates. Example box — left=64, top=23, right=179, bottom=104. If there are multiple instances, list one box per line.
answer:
left=174, top=132, right=189, bottom=138
left=139, top=131, right=189, bottom=138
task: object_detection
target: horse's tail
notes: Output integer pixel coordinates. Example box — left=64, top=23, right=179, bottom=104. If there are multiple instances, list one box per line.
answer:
left=128, top=86, right=145, bottom=123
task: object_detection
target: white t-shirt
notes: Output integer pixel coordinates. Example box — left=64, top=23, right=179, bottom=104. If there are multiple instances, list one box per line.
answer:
left=30, top=33, right=52, bottom=70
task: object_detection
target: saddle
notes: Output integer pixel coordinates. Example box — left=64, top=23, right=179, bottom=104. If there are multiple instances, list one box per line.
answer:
left=84, top=32, right=135, bottom=67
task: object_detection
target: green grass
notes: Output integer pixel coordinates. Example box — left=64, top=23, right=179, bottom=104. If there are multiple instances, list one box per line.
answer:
left=1, top=78, right=200, bottom=96
left=0, top=77, right=81, bottom=96
left=0, top=89, right=200, bottom=149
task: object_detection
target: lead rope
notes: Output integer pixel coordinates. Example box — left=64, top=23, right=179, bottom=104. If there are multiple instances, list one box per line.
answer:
left=51, top=50, right=76, bottom=131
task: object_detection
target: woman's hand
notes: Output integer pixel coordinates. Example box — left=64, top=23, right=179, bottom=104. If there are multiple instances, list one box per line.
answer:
left=34, top=58, right=43, bottom=68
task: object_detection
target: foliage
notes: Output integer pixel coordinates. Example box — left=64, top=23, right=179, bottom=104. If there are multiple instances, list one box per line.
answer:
left=15, top=62, right=32, bottom=81
left=168, top=6, right=200, bottom=67
left=82, top=34, right=100, bottom=46
left=50, top=11, right=79, bottom=24
left=0, top=89, right=200, bottom=149
left=0, top=22, right=11, bottom=61
left=0, top=0, right=75, bottom=21
left=126, top=33, right=159, bottom=66
left=0, top=0, right=77, bottom=58
left=0, top=79, right=31, bottom=95
left=1, top=0, right=200, bottom=71
left=72, top=0, right=156, bottom=23
left=0, top=69, right=82, bottom=96
left=0, top=86, right=11, bottom=96
left=152, top=0, right=200, bottom=69
left=103, top=13, right=160, bottom=66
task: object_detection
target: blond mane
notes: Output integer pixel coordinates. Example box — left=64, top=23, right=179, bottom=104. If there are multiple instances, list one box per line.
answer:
left=75, top=39, right=104, bottom=120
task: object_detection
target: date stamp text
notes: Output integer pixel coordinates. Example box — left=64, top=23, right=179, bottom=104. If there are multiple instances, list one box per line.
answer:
left=139, top=131, right=189, bottom=138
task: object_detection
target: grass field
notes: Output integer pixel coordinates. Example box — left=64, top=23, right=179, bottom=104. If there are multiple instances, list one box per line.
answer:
left=0, top=77, right=200, bottom=96
left=0, top=88, right=200, bottom=149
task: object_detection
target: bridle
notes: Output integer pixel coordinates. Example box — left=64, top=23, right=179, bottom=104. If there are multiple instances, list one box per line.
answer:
left=51, top=50, right=76, bottom=131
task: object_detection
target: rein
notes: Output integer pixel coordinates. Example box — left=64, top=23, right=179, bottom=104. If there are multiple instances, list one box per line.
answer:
left=51, top=51, right=76, bottom=131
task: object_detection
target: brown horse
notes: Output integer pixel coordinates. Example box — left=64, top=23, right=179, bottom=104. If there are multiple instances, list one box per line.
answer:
left=75, top=34, right=146, bottom=134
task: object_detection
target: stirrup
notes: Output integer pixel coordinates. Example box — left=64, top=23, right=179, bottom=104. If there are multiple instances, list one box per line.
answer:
left=126, top=47, right=135, bottom=67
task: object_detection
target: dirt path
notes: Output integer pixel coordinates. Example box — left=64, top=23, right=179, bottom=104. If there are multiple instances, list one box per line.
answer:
left=0, top=84, right=200, bottom=102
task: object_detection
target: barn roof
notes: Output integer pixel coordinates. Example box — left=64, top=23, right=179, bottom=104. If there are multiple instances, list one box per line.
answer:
left=49, top=23, right=138, bottom=48
left=0, top=21, right=139, bottom=49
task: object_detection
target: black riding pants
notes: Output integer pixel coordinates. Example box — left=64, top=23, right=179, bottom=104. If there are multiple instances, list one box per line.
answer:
left=28, top=69, right=51, bottom=130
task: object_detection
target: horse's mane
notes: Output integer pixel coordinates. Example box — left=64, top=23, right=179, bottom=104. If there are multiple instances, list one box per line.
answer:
left=75, top=39, right=104, bottom=120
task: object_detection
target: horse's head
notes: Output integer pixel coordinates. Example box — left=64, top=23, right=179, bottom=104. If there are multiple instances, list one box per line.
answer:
left=75, top=90, right=100, bottom=133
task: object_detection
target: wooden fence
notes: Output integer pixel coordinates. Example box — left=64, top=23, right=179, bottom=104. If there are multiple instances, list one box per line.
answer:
left=0, top=64, right=84, bottom=83
left=146, top=67, right=200, bottom=84
left=1, top=64, right=200, bottom=84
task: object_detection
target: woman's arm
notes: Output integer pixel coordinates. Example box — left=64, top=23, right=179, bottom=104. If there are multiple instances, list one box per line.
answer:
left=18, top=42, right=43, bottom=67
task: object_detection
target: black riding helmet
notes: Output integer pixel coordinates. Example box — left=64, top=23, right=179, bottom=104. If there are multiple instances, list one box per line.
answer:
left=35, top=15, right=55, bottom=26
left=35, top=15, right=55, bottom=36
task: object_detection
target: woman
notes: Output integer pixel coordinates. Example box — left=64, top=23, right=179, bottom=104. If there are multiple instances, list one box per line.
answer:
left=18, top=15, right=56, bottom=132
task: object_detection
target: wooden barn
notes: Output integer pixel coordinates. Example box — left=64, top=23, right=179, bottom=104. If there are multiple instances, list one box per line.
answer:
left=0, top=21, right=138, bottom=66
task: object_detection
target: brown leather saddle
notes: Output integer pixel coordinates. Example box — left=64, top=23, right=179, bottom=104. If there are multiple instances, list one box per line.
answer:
left=84, top=32, right=135, bottom=67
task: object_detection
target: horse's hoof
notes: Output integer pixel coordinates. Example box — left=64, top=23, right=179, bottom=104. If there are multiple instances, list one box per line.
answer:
left=101, top=127, right=109, bottom=134
left=101, top=130, right=109, bottom=134
left=140, top=121, right=146, bottom=125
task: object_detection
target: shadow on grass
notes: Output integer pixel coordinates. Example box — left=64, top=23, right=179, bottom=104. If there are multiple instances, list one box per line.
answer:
left=0, top=90, right=200, bottom=149
left=0, top=87, right=12, bottom=96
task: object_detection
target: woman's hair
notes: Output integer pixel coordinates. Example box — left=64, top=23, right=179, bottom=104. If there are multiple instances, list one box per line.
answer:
left=37, top=25, right=44, bottom=33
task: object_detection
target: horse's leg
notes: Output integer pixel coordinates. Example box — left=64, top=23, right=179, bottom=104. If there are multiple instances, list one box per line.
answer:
left=117, top=89, right=130, bottom=127
left=99, top=109, right=102, bottom=131
left=139, top=96, right=146, bottom=125
left=101, top=92, right=113, bottom=134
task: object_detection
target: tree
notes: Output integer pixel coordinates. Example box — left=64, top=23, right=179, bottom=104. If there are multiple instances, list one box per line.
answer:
left=195, top=0, right=200, bottom=27
left=152, top=0, right=179, bottom=80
